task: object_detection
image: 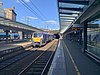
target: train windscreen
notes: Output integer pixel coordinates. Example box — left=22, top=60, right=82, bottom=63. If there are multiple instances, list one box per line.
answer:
left=34, top=33, right=42, bottom=37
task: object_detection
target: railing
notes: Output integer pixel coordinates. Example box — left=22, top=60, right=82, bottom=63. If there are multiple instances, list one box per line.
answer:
left=86, top=44, right=100, bottom=63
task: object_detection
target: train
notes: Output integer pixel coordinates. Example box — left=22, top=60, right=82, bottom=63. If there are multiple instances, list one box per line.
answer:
left=54, top=33, right=60, bottom=39
left=32, top=32, right=54, bottom=47
left=0, top=32, right=19, bottom=41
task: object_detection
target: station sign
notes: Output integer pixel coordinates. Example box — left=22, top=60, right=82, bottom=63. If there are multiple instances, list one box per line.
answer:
left=72, top=28, right=80, bottom=31
left=72, top=24, right=83, bottom=31
left=72, top=24, right=84, bottom=28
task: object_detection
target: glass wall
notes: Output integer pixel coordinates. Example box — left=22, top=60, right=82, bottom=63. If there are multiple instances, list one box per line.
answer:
left=87, top=18, right=100, bottom=57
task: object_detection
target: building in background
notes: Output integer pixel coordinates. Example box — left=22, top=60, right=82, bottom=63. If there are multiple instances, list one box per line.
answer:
left=0, top=2, right=17, bottom=38
left=0, top=2, right=5, bottom=17
left=0, top=2, right=17, bottom=21
left=4, top=6, right=17, bottom=21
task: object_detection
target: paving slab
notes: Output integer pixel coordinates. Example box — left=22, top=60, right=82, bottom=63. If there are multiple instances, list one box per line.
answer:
left=48, top=40, right=67, bottom=75
left=63, top=39, right=100, bottom=75
left=48, top=39, right=100, bottom=75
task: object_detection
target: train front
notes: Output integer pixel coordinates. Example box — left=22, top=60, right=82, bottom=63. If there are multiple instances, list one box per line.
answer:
left=32, top=33, right=43, bottom=47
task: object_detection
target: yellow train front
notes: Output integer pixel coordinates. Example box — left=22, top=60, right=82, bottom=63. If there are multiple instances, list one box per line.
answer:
left=32, top=32, right=54, bottom=47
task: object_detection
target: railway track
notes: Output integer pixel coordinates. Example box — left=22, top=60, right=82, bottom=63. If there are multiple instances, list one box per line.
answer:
left=0, top=44, right=32, bottom=58
left=0, top=46, right=35, bottom=69
left=19, top=48, right=55, bottom=75
left=0, top=44, right=32, bottom=62
left=0, top=48, right=28, bottom=63
left=18, top=42, right=57, bottom=75
left=0, top=46, right=24, bottom=58
left=0, top=40, right=58, bottom=75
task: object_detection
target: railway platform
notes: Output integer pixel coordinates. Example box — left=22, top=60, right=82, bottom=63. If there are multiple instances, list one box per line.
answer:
left=48, top=39, right=100, bottom=75
left=0, top=41, right=32, bottom=51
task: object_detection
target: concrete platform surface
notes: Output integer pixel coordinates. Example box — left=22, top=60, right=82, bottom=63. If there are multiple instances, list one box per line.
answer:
left=48, top=40, right=67, bottom=75
left=48, top=39, right=100, bottom=75
left=0, top=41, right=32, bottom=51
left=63, top=39, right=100, bottom=75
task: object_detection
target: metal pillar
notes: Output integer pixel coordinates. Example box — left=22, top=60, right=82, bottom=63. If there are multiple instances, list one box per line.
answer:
left=31, top=34, right=32, bottom=38
left=5, top=30, right=9, bottom=43
left=22, top=32, right=25, bottom=40
left=79, top=29, right=82, bottom=45
left=26, top=34, right=28, bottom=39
left=83, top=22, right=87, bottom=52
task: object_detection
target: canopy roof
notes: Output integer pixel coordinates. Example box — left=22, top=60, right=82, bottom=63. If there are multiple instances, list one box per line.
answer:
left=57, top=0, right=89, bottom=33
left=0, top=16, right=43, bottom=32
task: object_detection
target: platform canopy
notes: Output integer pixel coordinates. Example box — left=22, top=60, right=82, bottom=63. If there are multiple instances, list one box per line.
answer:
left=0, top=16, right=43, bottom=32
left=57, top=0, right=89, bottom=33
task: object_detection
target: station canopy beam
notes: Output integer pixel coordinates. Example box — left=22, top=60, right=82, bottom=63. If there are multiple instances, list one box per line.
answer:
left=59, top=7, right=83, bottom=12
left=61, top=20, right=74, bottom=22
left=57, top=0, right=88, bottom=33
left=58, top=0, right=89, bottom=5
left=59, top=12, right=79, bottom=15
left=60, top=16, right=77, bottom=18
left=60, top=18, right=75, bottom=20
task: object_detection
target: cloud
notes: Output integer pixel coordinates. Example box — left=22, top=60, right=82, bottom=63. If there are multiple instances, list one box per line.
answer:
left=26, top=16, right=38, bottom=20
left=16, top=0, right=20, bottom=3
left=19, top=16, right=38, bottom=24
left=46, top=20, right=58, bottom=25
left=16, top=0, right=30, bottom=3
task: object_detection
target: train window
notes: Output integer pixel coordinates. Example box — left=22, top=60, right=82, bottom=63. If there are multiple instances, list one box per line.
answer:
left=34, top=33, right=42, bottom=37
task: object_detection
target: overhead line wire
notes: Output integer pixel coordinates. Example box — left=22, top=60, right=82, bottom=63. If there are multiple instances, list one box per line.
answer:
left=32, top=0, right=57, bottom=27
left=18, top=0, right=50, bottom=29
left=30, top=0, right=48, bottom=20
left=20, top=0, right=44, bottom=21
left=30, top=0, right=55, bottom=29
left=29, top=0, right=51, bottom=29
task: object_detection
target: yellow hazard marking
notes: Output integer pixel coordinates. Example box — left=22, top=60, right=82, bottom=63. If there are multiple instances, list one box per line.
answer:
left=62, top=41, right=81, bottom=75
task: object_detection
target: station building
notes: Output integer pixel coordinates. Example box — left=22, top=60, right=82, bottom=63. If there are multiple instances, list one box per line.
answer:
left=0, top=2, right=17, bottom=21
left=0, top=2, right=5, bottom=18
left=4, top=6, right=17, bottom=21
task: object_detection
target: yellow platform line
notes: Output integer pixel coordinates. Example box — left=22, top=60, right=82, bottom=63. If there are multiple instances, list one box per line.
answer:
left=62, top=41, right=81, bottom=75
